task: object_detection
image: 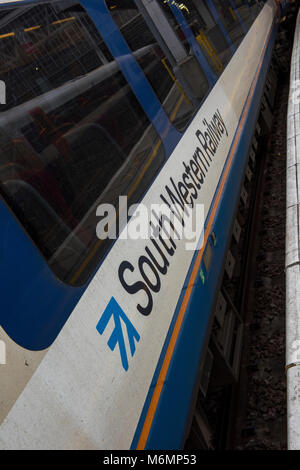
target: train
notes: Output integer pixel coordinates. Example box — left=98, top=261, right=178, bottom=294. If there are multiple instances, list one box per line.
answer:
left=0, top=0, right=282, bottom=450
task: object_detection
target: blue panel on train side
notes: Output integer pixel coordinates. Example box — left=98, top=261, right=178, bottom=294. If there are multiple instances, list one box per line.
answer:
left=0, top=200, right=85, bottom=349
left=131, top=20, right=278, bottom=450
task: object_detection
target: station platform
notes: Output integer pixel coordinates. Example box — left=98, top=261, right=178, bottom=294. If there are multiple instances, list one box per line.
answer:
left=286, top=5, right=300, bottom=451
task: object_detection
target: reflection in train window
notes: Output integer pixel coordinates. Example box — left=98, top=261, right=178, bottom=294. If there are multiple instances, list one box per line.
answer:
left=156, top=1, right=191, bottom=53
left=163, top=0, right=263, bottom=73
left=209, top=0, right=246, bottom=49
left=211, top=1, right=264, bottom=42
left=166, top=0, right=231, bottom=72
left=161, top=0, right=225, bottom=70
left=107, top=0, right=208, bottom=131
left=166, top=0, right=242, bottom=70
left=0, top=1, right=165, bottom=285
left=231, top=0, right=264, bottom=30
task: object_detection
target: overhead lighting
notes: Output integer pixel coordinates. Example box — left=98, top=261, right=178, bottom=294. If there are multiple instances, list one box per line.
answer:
left=24, top=25, right=41, bottom=32
left=51, top=16, right=75, bottom=26
left=163, top=0, right=189, bottom=14
left=0, top=32, right=14, bottom=39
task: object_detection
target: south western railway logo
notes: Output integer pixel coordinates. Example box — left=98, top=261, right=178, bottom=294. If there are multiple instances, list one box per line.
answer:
left=96, top=108, right=229, bottom=371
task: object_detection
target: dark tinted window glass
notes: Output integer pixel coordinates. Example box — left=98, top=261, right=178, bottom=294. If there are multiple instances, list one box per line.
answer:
left=0, top=1, right=164, bottom=285
left=165, top=0, right=262, bottom=73
left=174, top=0, right=229, bottom=72
left=108, top=0, right=207, bottom=131
left=210, top=0, right=246, bottom=49
left=231, top=0, right=264, bottom=30
left=161, top=0, right=233, bottom=70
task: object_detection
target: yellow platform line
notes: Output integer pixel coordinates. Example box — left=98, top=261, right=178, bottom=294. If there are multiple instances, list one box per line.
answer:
left=196, top=31, right=223, bottom=73
left=161, top=58, right=192, bottom=105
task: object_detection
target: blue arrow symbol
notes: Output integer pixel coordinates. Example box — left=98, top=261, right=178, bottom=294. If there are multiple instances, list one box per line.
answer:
left=97, top=297, right=140, bottom=371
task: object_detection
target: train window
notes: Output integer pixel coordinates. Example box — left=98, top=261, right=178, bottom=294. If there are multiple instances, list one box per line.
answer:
left=107, top=0, right=207, bottom=131
left=209, top=0, right=246, bottom=50
left=0, top=0, right=165, bottom=285
left=161, top=0, right=233, bottom=71
left=158, top=1, right=191, bottom=54
left=162, top=0, right=265, bottom=74
left=223, top=1, right=264, bottom=31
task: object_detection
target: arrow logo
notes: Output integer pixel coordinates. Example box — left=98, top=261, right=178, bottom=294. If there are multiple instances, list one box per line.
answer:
left=97, top=297, right=140, bottom=371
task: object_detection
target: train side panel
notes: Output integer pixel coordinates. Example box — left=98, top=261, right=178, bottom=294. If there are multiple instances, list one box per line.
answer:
left=0, top=0, right=277, bottom=450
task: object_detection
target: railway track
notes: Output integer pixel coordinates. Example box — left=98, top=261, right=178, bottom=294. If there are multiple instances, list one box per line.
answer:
left=225, top=26, right=293, bottom=450
left=232, top=68, right=289, bottom=451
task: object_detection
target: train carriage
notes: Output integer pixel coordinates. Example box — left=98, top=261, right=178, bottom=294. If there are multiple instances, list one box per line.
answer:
left=0, top=0, right=281, bottom=450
